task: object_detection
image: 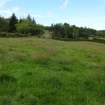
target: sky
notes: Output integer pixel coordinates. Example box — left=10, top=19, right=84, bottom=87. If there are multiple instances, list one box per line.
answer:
left=0, top=0, right=105, bottom=30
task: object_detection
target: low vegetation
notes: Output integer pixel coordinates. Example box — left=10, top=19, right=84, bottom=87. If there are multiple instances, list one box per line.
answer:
left=0, top=38, right=105, bottom=105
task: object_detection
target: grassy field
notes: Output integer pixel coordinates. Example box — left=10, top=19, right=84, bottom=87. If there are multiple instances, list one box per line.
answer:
left=0, top=38, right=105, bottom=105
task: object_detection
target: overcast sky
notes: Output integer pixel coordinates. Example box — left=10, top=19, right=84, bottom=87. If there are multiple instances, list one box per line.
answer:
left=0, top=0, right=105, bottom=30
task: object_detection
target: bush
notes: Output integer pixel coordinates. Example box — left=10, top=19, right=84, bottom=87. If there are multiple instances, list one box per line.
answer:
left=0, top=32, right=30, bottom=37
left=16, top=21, right=44, bottom=36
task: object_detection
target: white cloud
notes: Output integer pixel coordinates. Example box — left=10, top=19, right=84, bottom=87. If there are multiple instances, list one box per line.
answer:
left=0, top=0, right=12, bottom=8
left=60, top=0, right=69, bottom=10
left=47, top=11, right=54, bottom=17
left=0, top=0, right=19, bottom=17
left=0, top=6, right=21, bottom=17
left=24, top=10, right=54, bottom=19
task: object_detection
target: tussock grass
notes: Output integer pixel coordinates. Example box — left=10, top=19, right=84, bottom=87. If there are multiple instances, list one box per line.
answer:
left=0, top=38, right=105, bottom=105
left=0, top=74, right=17, bottom=84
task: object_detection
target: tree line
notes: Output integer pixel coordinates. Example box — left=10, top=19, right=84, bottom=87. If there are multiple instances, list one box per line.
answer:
left=48, top=23, right=105, bottom=40
left=0, top=13, right=44, bottom=37
left=0, top=13, right=105, bottom=39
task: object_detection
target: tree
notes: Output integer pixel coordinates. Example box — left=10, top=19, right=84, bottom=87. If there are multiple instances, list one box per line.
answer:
left=73, top=28, right=79, bottom=40
left=32, top=18, right=36, bottom=25
left=27, top=14, right=31, bottom=21
left=16, top=19, right=44, bottom=36
left=9, top=13, right=18, bottom=32
left=0, top=16, right=9, bottom=32
left=63, top=23, right=70, bottom=38
left=96, top=31, right=105, bottom=37
left=51, top=23, right=73, bottom=39
left=16, top=20, right=32, bottom=34
left=79, top=27, right=96, bottom=38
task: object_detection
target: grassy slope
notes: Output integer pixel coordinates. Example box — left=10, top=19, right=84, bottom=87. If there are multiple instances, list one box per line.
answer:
left=0, top=38, right=105, bottom=105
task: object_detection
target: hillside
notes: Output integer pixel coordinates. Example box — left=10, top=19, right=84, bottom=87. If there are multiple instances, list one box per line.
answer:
left=0, top=38, right=105, bottom=105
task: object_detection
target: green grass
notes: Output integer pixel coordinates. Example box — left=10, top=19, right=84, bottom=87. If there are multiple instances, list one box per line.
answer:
left=0, top=38, right=105, bottom=105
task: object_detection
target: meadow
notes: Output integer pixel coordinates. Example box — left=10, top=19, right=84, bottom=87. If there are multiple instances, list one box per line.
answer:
left=0, top=38, right=105, bottom=105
